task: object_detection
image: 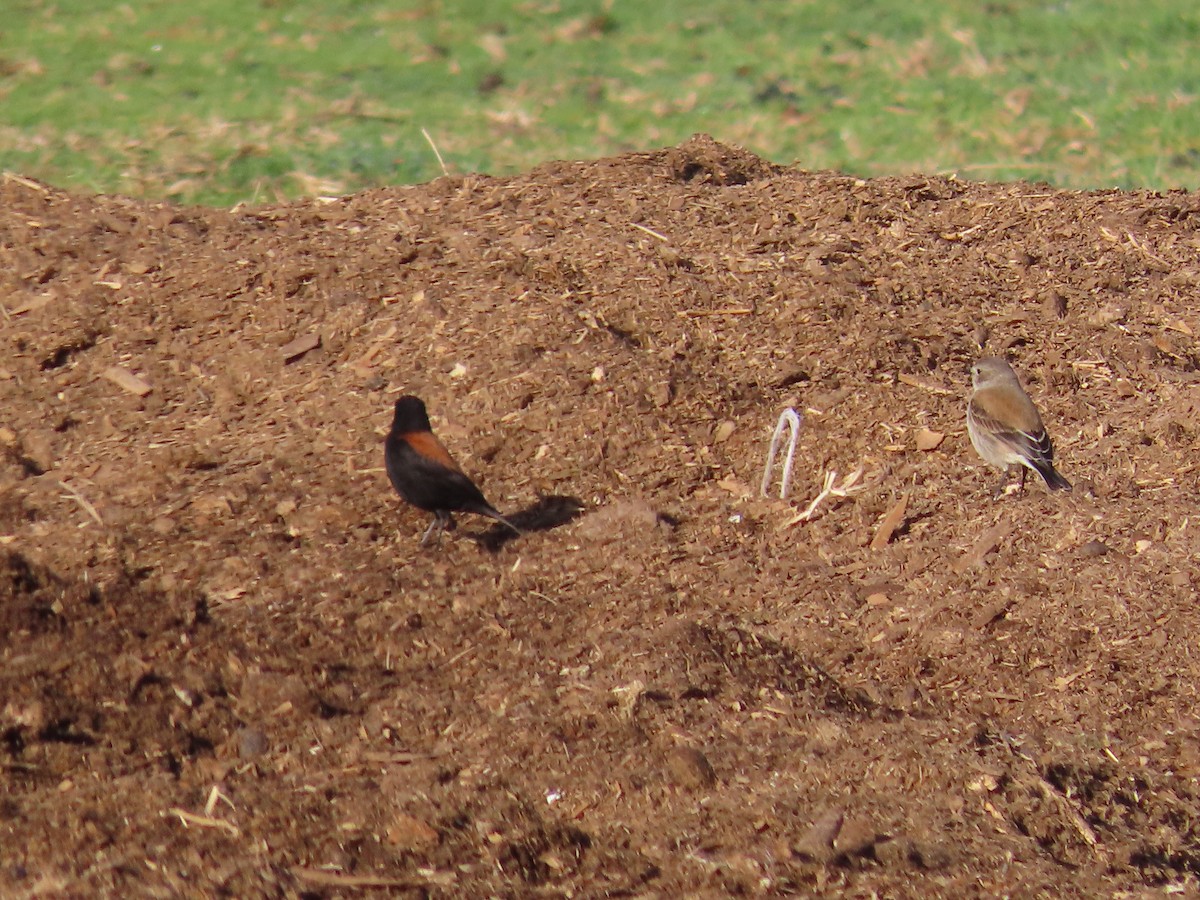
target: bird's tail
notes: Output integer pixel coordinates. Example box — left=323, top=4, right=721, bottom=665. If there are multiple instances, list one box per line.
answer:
left=1035, top=463, right=1072, bottom=492
left=480, top=506, right=523, bottom=536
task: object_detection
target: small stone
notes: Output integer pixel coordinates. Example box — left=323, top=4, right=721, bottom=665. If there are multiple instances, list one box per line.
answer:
left=416, top=293, right=448, bottom=319
left=279, top=332, right=321, bottom=363
left=1045, top=290, right=1068, bottom=319
left=20, top=431, right=55, bottom=473
left=1089, top=302, right=1128, bottom=328
left=150, top=516, right=177, bottom=536
left=791, top=808, right=843, bottom=862
left=667, top=745, right=716, bottom=789
left=237, top=727, right=269, bottom=759
left=713, top=420, right=736, bottom=443
left=1079, top=540, right=1110, bottom=558
left=833, top=817, right=876, bottom=858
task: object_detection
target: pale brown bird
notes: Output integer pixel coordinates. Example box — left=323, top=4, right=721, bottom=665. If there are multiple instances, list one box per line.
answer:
left=966, top=356, right=1072, bottom=498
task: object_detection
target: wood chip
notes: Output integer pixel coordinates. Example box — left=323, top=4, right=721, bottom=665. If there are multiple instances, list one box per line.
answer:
left=716, top=477, right=751, bottom=497
left=290, top=868, right=426, bottom=889
left=954, top=521, right=1013, bottom=573
left=870, top=493, right=908, bottom=551
left=386, top=813, right=440, bottom=850
left=102, top=366, right=152, bottom=396
left=281, top=332, right=321, bottom=362
left=10, top=294, right=54, bottom=316
left=1053, top=664, right=1094, bottom=691
left=680, top=307, right=755, bottom=317
left=361, top=751, right=443, bottom=765
left=915, top=428, right=945, bottom=451
left=971, top=596, right=1015, bottom=629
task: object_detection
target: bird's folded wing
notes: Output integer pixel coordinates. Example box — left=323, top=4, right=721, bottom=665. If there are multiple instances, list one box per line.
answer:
left=402, top=431, right=464, bottom=473
left=969, top=402, right=1051, bottom=463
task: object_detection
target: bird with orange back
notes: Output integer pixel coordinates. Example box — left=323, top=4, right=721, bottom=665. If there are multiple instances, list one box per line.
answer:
left=385, top=395, right=522, bottom=545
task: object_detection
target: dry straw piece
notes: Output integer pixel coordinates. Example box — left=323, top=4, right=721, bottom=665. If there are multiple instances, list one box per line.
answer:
left=780, top=466, right=867, bottom=527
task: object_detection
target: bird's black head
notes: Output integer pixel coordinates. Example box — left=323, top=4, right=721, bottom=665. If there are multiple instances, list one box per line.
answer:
left=392, top=395, right=432, bottom=433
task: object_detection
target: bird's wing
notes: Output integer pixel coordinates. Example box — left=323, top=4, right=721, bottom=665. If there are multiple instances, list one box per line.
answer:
left=402, top=431, right=464, bottom=473
left=968, top=396, right=1053, bottom=465
left=386, top=437, right=496, bottom=514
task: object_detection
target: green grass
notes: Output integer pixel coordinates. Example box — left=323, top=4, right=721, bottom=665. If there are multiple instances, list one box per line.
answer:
left=2, top=0, right=1198, bottom=204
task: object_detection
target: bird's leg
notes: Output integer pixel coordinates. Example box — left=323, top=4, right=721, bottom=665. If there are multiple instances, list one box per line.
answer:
left=419, top=518, right=439, bottom=546
left=991, top=467, right=1011, bottom=501
left=1018, top=467, right=1027, bottom=493
left=420, top=512, right=451, bottom=546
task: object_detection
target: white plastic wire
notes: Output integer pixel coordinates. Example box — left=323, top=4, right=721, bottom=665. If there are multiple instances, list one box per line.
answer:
left=760, top=408, right=802, bottom=499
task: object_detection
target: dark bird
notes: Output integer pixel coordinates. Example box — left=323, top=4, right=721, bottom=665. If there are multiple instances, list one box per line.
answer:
left=385, top=395, right=521, bottom=545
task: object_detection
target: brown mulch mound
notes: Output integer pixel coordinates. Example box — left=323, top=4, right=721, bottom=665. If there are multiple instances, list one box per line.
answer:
left=3, top=135, right=1200, bottom=896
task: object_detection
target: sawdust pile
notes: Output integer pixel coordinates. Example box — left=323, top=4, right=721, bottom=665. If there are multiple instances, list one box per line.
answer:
left=3, top=136, right=1200, bottom=895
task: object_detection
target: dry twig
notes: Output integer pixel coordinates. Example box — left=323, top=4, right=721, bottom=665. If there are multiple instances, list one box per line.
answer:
left=780, top=467, right=866, bottom=527
left=168, top=807, right=240, bottom=837
left=3, top=171, right=48, bottom=192
left=58, top=480, right=103, bottom=526
left=629, top=222, right=669, bottom=242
